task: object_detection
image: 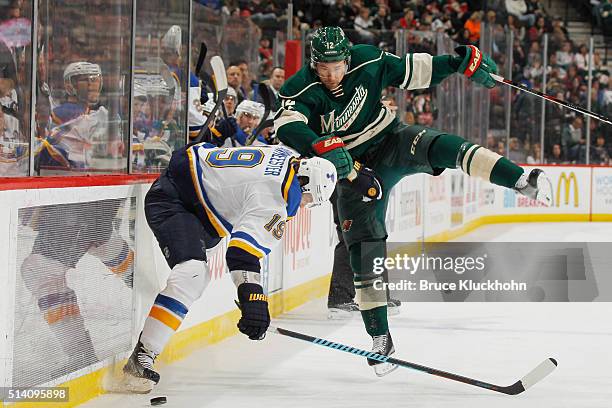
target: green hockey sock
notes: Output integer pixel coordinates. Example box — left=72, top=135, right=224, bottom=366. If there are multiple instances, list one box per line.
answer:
left=360, top=306, right=389, bottom=337
left=489, top=157, right=524, bottom=189
left=428, top=134, right=523, bottom=189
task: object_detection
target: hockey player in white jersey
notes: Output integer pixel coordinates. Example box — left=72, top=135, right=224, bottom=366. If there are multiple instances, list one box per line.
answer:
left=35, top=61, right=108, bottom=171
left=123, top=142, right=336, bottom=390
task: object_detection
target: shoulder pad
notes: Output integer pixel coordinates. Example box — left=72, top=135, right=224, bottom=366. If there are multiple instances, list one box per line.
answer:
left=279, top=66, right=321, bottom=100
left=52, top=103, right=86, bottom=123
left=348, top=45, right=385, bottom=71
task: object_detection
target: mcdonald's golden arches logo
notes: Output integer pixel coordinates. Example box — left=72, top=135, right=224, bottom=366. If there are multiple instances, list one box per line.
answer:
left=556, top=172, right=578, bottom=207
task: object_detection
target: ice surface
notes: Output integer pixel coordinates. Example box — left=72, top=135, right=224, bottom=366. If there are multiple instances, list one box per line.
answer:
left=82, top=223, right=612, bottom=407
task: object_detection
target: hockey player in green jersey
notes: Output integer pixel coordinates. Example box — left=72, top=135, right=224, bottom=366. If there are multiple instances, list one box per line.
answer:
left=274, top=26, right=553, bottom=376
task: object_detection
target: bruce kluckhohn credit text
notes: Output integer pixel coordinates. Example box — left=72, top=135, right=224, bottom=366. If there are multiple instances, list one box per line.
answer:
left=371, top=253, right=528, bottom=292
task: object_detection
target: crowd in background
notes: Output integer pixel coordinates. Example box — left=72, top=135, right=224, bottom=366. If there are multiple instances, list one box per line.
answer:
left=197, top=0, right=611, bottom=165
left=0, top=0, right=611, bottom=179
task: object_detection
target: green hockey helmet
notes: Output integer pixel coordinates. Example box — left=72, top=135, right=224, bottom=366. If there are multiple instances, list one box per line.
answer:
left=310, top=26, right=351, bottom=70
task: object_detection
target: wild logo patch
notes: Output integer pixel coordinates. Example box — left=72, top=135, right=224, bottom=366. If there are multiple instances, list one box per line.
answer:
left=342, top=219, right=353, bottom=232
left=320, top=85, right=368, bottom=133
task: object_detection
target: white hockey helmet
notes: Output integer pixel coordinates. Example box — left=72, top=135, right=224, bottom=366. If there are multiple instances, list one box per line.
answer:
left=146, top=75, right=171, bottom=97
left=226, top=86, right=238, bottom=100
left=162, top=25, right=182, bottom=56
left=133, top=77, right=148, bottom=99
left=297, top=157, right=337, bottom=205
left=235, top=100, right=264, bottom=118
left=63, top=61, right=103, bottom=98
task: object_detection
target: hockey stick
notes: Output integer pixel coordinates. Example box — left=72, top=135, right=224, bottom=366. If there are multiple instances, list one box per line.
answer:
left=491, top=73, right=612, bottom=126
left=246, top=83, right=275, bottom=145
left=270, top=326, right=557, bottom=395
left=194, top=56, right=228, bottom=143
left=195, top=42, right=207, bottom=78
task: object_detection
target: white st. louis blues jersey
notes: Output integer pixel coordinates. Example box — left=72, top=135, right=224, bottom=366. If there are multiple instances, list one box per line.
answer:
left=185, top=143, right=302, bottom=264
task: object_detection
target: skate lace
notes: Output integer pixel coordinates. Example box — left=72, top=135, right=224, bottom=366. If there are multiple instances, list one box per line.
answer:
left=372, top=334, right=388, bottom=354
left=138, top=345, right=158, bottom=370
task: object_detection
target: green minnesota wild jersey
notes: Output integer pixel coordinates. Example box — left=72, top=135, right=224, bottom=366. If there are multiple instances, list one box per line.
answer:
left=275, top=44, right=456, bottom=158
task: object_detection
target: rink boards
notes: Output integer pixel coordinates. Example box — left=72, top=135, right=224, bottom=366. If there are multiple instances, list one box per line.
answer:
left=0, top=165, right=610, bottom=406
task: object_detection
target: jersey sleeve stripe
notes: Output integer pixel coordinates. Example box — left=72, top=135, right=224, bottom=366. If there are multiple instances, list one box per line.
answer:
left=281, top=161, right=297, bottom=202
left=346, top=50, right=385, bottom=75
left=228, top=239, right=265, bottom=258
left=407, top=53, right=433, bottom=89
left=274, top=109, right=309, bottom=131
left=279, top=82, right=321, bottom=99
left=187, top=147, right=232, bottom=237
left=231, top=231, right=271, bottom=255
left=400, top=54, right=412, bottom=89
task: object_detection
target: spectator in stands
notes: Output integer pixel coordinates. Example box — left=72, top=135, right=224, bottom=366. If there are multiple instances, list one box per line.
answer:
left=268, top=66, right=285, bottom=99
left=486, top=133, right=497, bottom=151
left=372, top=5, right=392, bottom=31
left=324, top=0, right=353, bottom=28
left=574, top=44, right=589, bottom=74
left=555, top=41, right=574, bottom=69
left=592, top=133, right=611, bottom=164
left=564, top=64, right=582, bottom=97
left=497, top=140, right=506, bottom=156
left=234, top=59, right=256, bottom=100
left=258, top=37, right=273, bottom=78
left=399, top=8, right=419, bottom=30
left=524, top=59, right=544, bottom=82
left=550, top=17, right=568, bottom=49
left=544, top=91, right=567, bottom=144
left=505, top=0, right=536, bottom=27
left=549, top=143, right=565, bottom=164
left=528, top=16, right=547, bottom=43
left=526, top=142, right=542, bottom=164
left=506, top=14, right=525, bottom=42
left=464, top=11, right=481, bottom=44
left=562, top=116, right=583, bottom=154
left=354, top=6, right=376, bottom=45
left=221, top=0, right=239, bottom=16
left=512, top=38, right=527, bottom=78
left=594, top=0, right=612, bottom=36
left=226, top=64, right=245, bottom=103
left=508, top=137, right=527, bottom=163
left=547, top=52, right=567, bottom=80
left=527, top=41, right=542, bottom=66
left=569, top=137, right=588, bottom=163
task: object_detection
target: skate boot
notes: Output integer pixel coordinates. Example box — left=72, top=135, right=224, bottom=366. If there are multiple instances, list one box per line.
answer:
left=514, top=169, right=553, bottom=206
left=367, top=331, right=398, bottom=377
left=123, top=340, right=160, bottom=393
left=328, top=301, right=359, bottom=319
left=387, top=298, right=401, bottom=316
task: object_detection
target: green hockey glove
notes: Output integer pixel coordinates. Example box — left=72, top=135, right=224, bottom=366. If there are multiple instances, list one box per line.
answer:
left=455, top=45, right=498, bottom=88
left=311, top=135, right=354, bottom=179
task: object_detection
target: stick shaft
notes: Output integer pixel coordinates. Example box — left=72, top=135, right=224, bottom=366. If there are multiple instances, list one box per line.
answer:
left=194, top=56, right=227, bottom=143
left=491, top=73, right=612, bottom=126
left=272, top=326, right=525, bottom=395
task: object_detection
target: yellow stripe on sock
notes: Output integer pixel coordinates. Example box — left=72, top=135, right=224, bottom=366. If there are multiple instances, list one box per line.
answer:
left=149, top=305, right=182, bottom=331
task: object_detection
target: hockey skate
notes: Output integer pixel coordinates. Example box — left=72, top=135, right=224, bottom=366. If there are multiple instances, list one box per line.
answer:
left=368, top=331, right=398, bottom=377
left=514, top=169, right=553, bottom=206
left=122, top=339, right=160, bottom=393
left=327, top=301, right=359, bottom=319
left=387, top=298, right=401, bottom=316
